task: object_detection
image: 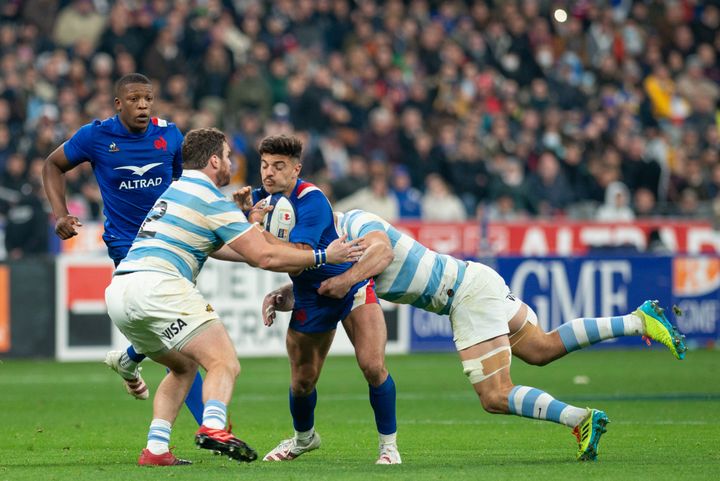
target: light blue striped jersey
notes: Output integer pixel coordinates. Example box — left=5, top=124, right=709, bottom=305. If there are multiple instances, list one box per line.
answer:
left=116, top=170, right=253, bottom=282
left=338, top=209, right=467, bottom=314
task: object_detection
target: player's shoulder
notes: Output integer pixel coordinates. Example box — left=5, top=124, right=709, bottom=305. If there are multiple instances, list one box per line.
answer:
left=293, top=181, right=328, bottom=205
left=345, top=209, right=379, bottom=224
left=149, top=117, right=182, bottom=135
left=251, top=186, right=269, bottom=204
left=296, top=181, right=323, bottom=198
left=68, top=117, right=110, bottom=143
left=150, top=117, right=171, bottom=128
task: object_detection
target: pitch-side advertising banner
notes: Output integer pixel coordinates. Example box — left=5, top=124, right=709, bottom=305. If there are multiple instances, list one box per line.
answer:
left=409, top=256, right=719, bottom=352
left=56, top=256, right=408, bottom=361
left=59, top=221, right=720, bottom=257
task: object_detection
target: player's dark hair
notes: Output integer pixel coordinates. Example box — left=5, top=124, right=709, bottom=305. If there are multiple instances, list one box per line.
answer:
left=114, top=73, right=152, bottom=96
left=182, top=128, right=227, bottom=169
left=258, top=135, right=303, bottom=162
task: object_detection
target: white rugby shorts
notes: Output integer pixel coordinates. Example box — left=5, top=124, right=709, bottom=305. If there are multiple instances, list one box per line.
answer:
left=105, top=271, right=220, bottom=355
left=449, top=262, right=522, bottom=351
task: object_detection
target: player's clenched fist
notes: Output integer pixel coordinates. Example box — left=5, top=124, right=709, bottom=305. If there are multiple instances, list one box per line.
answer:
left=54, top=214, right=83, bottom=239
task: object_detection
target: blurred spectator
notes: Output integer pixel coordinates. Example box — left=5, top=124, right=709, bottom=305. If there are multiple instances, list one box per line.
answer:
left=527, top=151, right=574, bottom=216
left=227, top=63, right=273, bottom=123
left=421, top=173, right=466, bottom=222
left=391, top=165, right=422, bottom=220
left=4, top=156, right=48, bottom=259
left=53, top=0, right=106, bottom=50
left=596, top=181, right=636, bottom=222
left=633, top=187, right=661, bottom=218
left=335, top=175, right=399, bottom=223
left=488, top=156, right=533, bottom=216
left=332, top=154, right=369, bottom=201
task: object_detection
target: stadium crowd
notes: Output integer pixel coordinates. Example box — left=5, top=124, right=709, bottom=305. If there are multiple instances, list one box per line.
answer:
left=0, top=0, right=719, bottom=257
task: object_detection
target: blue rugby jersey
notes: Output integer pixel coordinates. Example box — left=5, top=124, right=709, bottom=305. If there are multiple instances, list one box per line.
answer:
left=338, top=209, right=467, bottom=314
left=63, top=115, right=183, bottom=252
left=252, top=179, right=355, bottom=291
left=116, top=170, right=252, bottom=283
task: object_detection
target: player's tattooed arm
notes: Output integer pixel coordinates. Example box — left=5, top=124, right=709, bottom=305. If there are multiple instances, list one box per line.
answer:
left=318, top=231, right=393, bottom=299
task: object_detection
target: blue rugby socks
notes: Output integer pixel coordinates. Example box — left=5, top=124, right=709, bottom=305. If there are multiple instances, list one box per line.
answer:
left=290, top=388, right=317, bottom=438
left=369, top=374, right=397, bottom=436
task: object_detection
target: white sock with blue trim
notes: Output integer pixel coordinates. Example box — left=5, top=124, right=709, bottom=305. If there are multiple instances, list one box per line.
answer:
left=146, top=418, right=172, bottom=454
left=202, top=399, right=227, bottom=429
left=508, top=385, right=588, bottom=427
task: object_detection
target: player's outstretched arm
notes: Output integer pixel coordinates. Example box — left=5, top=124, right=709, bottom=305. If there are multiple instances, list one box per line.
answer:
left=227, top=226, right=363, bottom=272
left=42, top=143, right=83, bottom=239
left=318, top=231, right=393, bottom=299
left=210, top=244, right=247, bottom=262
left=261, top=283, right=294, bottom=327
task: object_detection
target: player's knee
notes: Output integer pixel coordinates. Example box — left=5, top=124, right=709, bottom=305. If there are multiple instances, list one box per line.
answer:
left=207, top=355, right=240, bottom=379
left=227, top=357, right=241, bottom=379
left=291, top=368, right=320, bottom=396
left=462, top=346, right=512, bottom=413
left=291, top=377, right=317, bottom=396
left=359, top=359, right=386, bottom=385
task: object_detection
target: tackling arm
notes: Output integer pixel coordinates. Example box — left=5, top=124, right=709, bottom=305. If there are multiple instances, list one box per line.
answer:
left=209, top=230, right=287, bottom=262
left=317, top=231, right=394, bottom=299
left=42, top=143, right=83, bottom=239
left=227, top=225, right=362, bottom=272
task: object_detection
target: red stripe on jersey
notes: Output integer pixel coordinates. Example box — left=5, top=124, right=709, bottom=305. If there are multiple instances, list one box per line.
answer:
left=151, top=117, right=158, bottom=125
left=296, top=181, right=316, bottom=197
left=364, top=279, right=378, bottom=304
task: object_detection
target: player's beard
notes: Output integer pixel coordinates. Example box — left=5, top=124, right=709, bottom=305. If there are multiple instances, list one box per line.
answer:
left=217, top=163, right=231, bottom=187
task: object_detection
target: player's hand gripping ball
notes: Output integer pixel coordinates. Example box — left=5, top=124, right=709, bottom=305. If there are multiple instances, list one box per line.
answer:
left=263, top=193, right=296, bottom=241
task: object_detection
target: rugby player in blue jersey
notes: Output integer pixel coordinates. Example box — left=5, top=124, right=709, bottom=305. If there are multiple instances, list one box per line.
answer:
left=264, top=209, right=687, bottom=461
left=237, top=135, right=401, bottom=464
left=105, top=128, right=362, bottom=466
left=42, top=73, right=204, bottom=422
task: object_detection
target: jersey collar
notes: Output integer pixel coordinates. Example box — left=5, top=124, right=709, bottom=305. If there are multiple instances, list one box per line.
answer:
left=182, top=169, right=216, bottom=186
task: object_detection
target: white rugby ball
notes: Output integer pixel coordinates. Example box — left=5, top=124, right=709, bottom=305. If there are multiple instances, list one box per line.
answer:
left=263, top=193, right=296, bottom=242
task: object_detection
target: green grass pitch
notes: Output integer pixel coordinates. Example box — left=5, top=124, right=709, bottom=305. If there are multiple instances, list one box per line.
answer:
left=1, top=349, right=719, bottom=481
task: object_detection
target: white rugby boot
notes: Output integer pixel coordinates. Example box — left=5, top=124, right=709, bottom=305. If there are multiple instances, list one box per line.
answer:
left=263, top=431, right=321, bottom=461
left=376, top=443, right=402, bottom=464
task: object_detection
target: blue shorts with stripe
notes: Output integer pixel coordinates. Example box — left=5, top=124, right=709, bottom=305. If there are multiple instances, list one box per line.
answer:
left=290, top=279, right=379, bottom=333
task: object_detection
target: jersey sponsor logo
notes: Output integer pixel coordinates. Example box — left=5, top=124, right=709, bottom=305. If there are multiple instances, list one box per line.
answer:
left=119, top=177, right=163, bottom=190
left=108, top=142, right=120, bottom=152
left=114, top=162, right=163, bottom=176
left=162, top=318, right=187, bottom=340
left=154, top=136, right=168, bottom=151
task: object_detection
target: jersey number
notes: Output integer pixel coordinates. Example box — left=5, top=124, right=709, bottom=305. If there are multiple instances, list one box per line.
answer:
left=137, top=200, right=168, bottom=239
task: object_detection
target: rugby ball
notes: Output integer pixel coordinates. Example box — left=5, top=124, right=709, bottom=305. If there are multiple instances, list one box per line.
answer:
left=263, top=193, right=296, bottom=242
